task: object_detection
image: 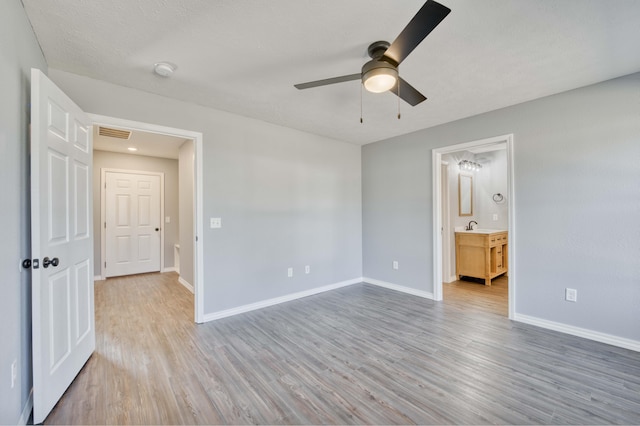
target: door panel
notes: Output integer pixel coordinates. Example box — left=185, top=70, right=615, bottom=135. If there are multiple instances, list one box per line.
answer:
left=105, top=171, right=161, bottom=277
left=31, top=67, right=95, bottom=424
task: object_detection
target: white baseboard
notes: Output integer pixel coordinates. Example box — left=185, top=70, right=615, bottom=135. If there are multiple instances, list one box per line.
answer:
left=514, top=313, right=640, bottom=352
left=18, top=388, right=33, bottom=425
left=178, top=276, right=194, bottom=294
left=202, top=277, right=363, bottom=322
left=363, top=277, right=434, bottom=300
left=162, top=267, right=177, bottom=273
left=93, top=275, right=104, bottom=282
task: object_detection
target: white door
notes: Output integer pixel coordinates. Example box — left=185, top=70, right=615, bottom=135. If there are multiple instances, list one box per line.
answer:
left=104, top=171, right=161, bottom=277
left=30, top=69, right=95, bottom=424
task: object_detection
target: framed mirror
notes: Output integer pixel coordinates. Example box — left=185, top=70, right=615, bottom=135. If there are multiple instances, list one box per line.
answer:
left=458, top=173, right=473, bottom=216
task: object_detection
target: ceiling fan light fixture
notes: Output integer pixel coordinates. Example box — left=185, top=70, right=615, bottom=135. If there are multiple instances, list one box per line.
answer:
left=362, top=61, right=398, bottom=93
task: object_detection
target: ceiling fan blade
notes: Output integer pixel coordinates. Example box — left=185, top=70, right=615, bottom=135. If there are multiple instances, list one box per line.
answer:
left=294, top=74, right=361, bottom=90
left=390, top=77, right=427, bottom=106
left=383, top=0, right=451, bottom=66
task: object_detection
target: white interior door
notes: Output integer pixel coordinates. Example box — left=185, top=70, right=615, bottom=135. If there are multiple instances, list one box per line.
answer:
left=30, top=69, right=95, bottom=424
left=104, top=171, right=161, bottom=277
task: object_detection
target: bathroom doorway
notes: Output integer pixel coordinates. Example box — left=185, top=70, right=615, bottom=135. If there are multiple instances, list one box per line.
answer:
left=432, top=134, right=515, bottom=318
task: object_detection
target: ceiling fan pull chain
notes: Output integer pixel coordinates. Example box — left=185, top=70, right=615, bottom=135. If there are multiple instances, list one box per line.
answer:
left=360, top=82, right=364, bottom=123
left=397, top=73, right=401, bottom=119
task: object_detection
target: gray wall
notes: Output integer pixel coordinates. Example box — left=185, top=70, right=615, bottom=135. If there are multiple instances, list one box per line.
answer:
left=93, top=150, right=179, bottom=277
left=178, top=140, right=194, bottom=287
left=0, top=0, right=47, bottom=423
left=363, top=72, right=640, bottom=341
left=50, top=69, right=363, bottom=315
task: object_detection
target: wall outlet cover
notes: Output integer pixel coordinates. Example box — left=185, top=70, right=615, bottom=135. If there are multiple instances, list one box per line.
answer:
left=565, top=288, right=577, bottom=302
left=287, top=267, right=293, bottom=278
left=392, top=261, right=399, bottom=270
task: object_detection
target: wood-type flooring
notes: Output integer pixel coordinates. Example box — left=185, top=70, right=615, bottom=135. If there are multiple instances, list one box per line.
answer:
left=43, top=272, right=640, bottom=424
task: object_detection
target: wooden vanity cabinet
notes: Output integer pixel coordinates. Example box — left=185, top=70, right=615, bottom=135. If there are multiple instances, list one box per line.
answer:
left=455, top=231, right=508, bottom=285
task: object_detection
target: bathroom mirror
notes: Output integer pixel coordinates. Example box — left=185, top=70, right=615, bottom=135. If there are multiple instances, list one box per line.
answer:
left=458, top=173, right=473, bottom=216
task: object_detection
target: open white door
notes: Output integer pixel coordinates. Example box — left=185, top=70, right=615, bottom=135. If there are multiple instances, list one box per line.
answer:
left=30, top=69, right=95, bottom=423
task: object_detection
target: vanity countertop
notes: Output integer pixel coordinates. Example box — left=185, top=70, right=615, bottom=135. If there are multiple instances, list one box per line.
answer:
left=456, top=229, right=506, bottom=235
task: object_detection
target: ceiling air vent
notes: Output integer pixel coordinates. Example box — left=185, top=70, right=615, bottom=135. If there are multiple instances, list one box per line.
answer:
left=98, top=126, right=131, bottom=140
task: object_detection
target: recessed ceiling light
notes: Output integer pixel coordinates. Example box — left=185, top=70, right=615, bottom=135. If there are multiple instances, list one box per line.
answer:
left=153, top=62, right=177, bottom=77
left=127, top=147, right=138, bottom=152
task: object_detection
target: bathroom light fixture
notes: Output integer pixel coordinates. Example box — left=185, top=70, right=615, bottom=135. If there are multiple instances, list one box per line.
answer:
left=153, top=62, right=176, bottom=77
left=362, top=61, right=398, bottom=93
left=459, top=160, right=482, bottom=172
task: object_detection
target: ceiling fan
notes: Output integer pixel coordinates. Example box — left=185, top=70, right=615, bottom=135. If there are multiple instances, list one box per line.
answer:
left=294, top=0, right=451, bottom=107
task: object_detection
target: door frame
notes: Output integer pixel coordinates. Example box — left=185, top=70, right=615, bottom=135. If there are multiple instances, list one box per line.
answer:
left=89, top=114, right=205, bottom=323
left=432, top=134, right=516, bottom=319
left=100, top=168, right=165, bottom=278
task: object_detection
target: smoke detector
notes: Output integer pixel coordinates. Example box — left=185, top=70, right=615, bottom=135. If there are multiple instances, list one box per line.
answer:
left=153, top=62, right=176, bottom=77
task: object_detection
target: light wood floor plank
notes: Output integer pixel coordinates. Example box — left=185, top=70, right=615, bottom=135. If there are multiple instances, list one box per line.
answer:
left=43, top=272, right=640, bottom=424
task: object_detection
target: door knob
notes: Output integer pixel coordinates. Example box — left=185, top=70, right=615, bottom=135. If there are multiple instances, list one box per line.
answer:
left=155, top=228, right=159, bottom=231
left=43, top=257, right=59, bottom=268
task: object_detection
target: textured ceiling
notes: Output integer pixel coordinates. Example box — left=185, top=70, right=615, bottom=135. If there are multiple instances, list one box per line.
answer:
left=21, top=0, right=640, bottom=145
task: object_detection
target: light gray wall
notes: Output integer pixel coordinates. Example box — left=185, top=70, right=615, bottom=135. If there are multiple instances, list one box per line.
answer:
left=363, top=72, right=640, bottom=341
left=50, top=69, right=363, bottom=315
left=0, top=0, right=48, bottom=423
left=93, top=150, right=179, bottom=277
left=178, top=140, right=194, bottom=287
left=476, top=149, right=508, bottom=230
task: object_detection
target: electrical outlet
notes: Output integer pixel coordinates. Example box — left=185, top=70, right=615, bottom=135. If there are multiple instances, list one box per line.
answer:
left=210, top=217, right=222, bottom=228
left=11, top=360, right=17, bottom=389
left=305, top=265, right=310, bottom=274
left=492, top=213, right=498, bottom=221
left=565, top=288, right=577, bottom=302
left=392, top=261, right=399, bottom=270
left=287, top=267, right=293, bottom=278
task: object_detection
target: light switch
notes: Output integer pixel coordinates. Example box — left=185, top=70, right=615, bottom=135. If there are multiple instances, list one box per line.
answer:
left=165, top=216, right=171, bottom=223
left=210, top=217, right=222, bottom=228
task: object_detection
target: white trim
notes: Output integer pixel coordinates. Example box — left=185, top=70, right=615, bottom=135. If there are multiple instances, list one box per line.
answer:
left=440, top=162, right=451, bottom=283
left=162, top=267, right=177, bottom=273
left=18, top=388, right=33, bottom=426
left=363, top=277, right=434, bottom=300
left=202, top=278, right=362, bottom=322
left=93, top=275, right=104, bottom=282
left=432, top=134, right=516, bottom=319
left=100, top=168, right=165, bottom=278
left=514, top=313, right=640, bottom=353
left=178, top=276, right=194, bottom=294
left=88, top=114, right=204, bottom=324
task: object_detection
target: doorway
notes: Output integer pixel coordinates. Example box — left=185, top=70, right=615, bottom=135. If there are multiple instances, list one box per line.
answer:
left=89, top=114, right=205, bottom=323
left=432, top=134, right=515, bottom=318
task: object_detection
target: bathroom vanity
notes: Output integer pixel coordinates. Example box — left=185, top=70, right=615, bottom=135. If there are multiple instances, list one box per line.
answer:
left=455, top=230, right=508, bottom=285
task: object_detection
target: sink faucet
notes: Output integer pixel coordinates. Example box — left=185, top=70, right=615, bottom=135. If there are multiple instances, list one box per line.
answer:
left=466, top=221, right=478, bottom=231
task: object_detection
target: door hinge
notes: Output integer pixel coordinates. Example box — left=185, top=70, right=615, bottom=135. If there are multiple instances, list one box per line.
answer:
left=104, top=261, right=106, bottom=268
left=104, top=222, right=106, bottom=229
